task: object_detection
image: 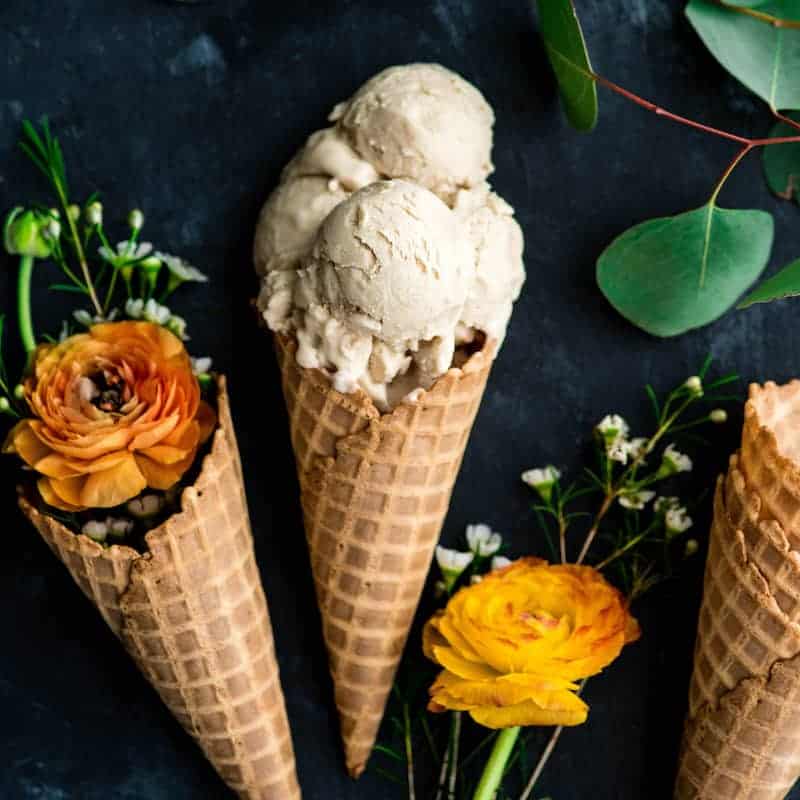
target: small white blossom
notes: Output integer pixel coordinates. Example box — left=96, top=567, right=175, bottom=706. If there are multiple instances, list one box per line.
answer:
left=470, top=574, right=483, bottom=585
left=684, top=539, right=699, bottom=557
left=191, top=357, right=212, bottom=376
left=597, top=414, right=629, bottom=440
left=618, top=490, right=656, bottom=510
left=491, top=555, right=513, bottom=571
left=85, top=201, right=103, bottom=226
left=156, top=252, right=209, bottom=286
left=685, top=375, right=703, bottom=395
left=521, top=465, right=561, bottom=503
left=127, top=494, right=165, bottom=519
left=73, top=308, right=117, bottom=328
left=665, top=507, right=693, bottom=537
left=82, top=520, right=108, bottom=542
left=597, top=415, right=630, bottom=462
left=654, top=496, right=680, bottom=514
left=608, top=440, right=629, bottom=464
left=106, top=517, right=135, bottom=538
left=710, top=409, right=727, bottom=424
left=99, top=240, right=153, bottom=265
left=143, top=298, right=171, bottom=325
left=125, top=298, right=145, bottom=319
left=659, top=444, right=693, bottom=477
left=466, top=523, right=502, bottom=557
left=626, top=437, right=648, bottom=461
left=166, top=315, right=189, bottom=341
left=436, top=546, right=474, bottom=592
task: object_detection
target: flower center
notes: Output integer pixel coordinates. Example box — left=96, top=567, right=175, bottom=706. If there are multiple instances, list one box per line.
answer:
left=88, top=369, right=127, bottom=413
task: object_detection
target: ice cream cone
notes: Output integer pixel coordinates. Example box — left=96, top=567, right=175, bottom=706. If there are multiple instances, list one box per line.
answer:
left=675, top=452, right=800, bottom=797
left=275, top=333, right=495, bottom=777
left=19, top=376, right=301, bottom=800
left=740, top=380, right=800, bottom=541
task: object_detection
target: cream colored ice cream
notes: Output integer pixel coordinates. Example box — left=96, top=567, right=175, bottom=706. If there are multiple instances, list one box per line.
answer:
left=289, top=180, right=474, bottom=409
left=254, top=63, right=525, bottom=410
left=455, top=185, right=525, bottom=343
left=330, top=63, right=494, bottom=201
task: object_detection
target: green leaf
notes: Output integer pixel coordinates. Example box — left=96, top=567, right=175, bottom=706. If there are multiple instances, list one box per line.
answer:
left=535, top=0, right=598, bottom=131
left=763, top=112, right=800, bottom=202
left=686, top=0, right=800, bottom=111
left=739, top=257, right=800, bottom=306
left=597, top=204, right=774, bottom=336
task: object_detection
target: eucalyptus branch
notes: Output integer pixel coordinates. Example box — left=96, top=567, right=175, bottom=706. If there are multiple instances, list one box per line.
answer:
left=715, top=0, right=800, bottom=30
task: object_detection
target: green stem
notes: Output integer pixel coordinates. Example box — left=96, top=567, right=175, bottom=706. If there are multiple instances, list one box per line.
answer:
left=17, top=255, right=36, bottom=355
left=403, top=702, right=416, bottom=800
left=473, top=727, right=520, bottom=800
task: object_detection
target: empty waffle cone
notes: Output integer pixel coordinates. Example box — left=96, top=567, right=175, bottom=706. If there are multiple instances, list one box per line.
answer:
left=675, top=456, right=800, bottom=799
left=741, top=380, right=800, bottom=540
left=275, top=334, right=495, bottom=777
left=19, top=376, right=301, bottom=800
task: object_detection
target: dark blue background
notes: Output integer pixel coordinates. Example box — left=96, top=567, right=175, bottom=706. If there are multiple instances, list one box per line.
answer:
left=1, top=1, right=798, bottom=798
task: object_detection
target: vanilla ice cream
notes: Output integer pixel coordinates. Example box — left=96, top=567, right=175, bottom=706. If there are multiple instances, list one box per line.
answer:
left=330, top=63, right=494, bottom=201
left=255, top=63, right=525, bottom=411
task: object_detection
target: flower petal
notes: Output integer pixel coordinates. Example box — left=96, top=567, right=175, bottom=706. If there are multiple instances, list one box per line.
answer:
left=79, top=455, right=147, bottom=508
left=470, top=694, right=588, bottom=728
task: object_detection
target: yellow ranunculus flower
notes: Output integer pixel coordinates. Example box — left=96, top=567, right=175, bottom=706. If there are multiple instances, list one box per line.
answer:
left=424, top=557, right=640, bottom=728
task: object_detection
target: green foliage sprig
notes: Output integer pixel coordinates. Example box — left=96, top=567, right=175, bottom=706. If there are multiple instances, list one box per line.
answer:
left=535, top=0, right=800, bottom=336
left=376, top=362, right=738, bottom=800
left=0, top=119, right=210, bottom=422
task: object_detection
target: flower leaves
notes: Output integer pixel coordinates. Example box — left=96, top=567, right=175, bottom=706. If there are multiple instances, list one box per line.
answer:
left=763, top=112, right=800, bottom=202
left=535, top=0, right=598, bottom=131
left=597, top=204, right=774, bottom=336
left=739, top=257, right=800, bottom=306
left=686, top=0, right=800, bottom=111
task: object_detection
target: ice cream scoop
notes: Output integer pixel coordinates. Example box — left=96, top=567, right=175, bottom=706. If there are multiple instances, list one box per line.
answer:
left=330, top=63, right=495, bottom=201
left=253, top=175, right=348, bottom=277
left=455, top=185, right=526, bottom=343
left=299, top=180, right=473, bottom=344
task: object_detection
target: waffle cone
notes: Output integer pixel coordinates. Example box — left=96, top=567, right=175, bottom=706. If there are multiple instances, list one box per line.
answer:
left=19, top=376, right=301, bottom=800
left=675, top=455, right=800, bottom=799
left=275, top=334, right=495, bottom=777
left=740, top=380, right=800, bottom=541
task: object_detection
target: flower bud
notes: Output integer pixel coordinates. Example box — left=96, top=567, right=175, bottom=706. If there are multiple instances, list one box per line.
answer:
left=3, top=207, right=54, bottom=258
left=67, top=204, right=81, bottom=222
left=166, top=315, right=188, bottom=341
left=435, top=546, right=474, bottom=593
left=44, top=218, right=61, bottom=241
left=685, top=376, right=703, bottom=395
left=128, top=209, right=144, bottom=231
left=710, top=408, right=727, bottom=424
left=684, top=539, right=699, bottom=557
left=48, top=208, right=60, bottom=220
left=140, top=255, right=162, bottom=291
left=13, top=383, right=24, bottom=400
left=85, top=201, right=103, bottom=227
left=0, top=397, right=11, bottom=414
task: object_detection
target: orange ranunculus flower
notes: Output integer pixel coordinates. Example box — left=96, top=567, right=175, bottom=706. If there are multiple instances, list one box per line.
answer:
left=424, top=557, right=640, bottom=728
left=2, top=321, right=216, bottom=512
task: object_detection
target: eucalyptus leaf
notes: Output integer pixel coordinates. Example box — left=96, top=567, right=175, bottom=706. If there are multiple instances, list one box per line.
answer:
left=597, top=204, right=774, bottom=336
left=686, top=0, right=800, bottom=110
left=536, top=0, right=598, bottom=131
left=739, top=257, right=800, bottom=306
left=763, top=112, right=800, bottom=202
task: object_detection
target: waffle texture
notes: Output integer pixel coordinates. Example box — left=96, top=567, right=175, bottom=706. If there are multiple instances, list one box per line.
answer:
left=676, top=380, right=800, bottom=799
left=20, top=376, right=301, bottom=800
left=275, top=334, right=495, bottom=777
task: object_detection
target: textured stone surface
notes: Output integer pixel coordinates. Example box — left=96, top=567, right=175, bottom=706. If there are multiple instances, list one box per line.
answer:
left=0, top=0, right=798, bottom=798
